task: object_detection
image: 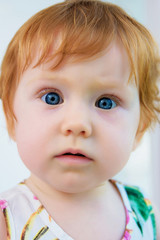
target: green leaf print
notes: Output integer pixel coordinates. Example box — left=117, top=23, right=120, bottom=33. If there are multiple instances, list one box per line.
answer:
left=124, top=185, right=156, bottom=239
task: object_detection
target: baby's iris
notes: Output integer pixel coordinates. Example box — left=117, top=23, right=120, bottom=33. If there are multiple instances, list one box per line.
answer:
left=96, top=97, right=116, bottom=110
left=41, top=92, right=61, bottom=105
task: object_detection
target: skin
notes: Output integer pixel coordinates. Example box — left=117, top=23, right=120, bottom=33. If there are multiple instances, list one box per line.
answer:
left=13, top=41, right=140, bottom=238
left=0, top=209, right=7, bottom=240
left=13, top=41, right=140, bottom=195
left=1, top=41, right=159, bottom=239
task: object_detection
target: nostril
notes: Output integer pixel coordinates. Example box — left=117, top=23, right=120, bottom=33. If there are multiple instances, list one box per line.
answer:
left=65, top=129, right=86, bottom=136
left=64, top=129, right=72, bottom=136
left=61, top=122, right=92, bottom=137
left=67, top=129, right=72, bottom=133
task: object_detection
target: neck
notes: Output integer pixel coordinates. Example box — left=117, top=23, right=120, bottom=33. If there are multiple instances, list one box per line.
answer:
left=25, top=174, right=113, bottom=206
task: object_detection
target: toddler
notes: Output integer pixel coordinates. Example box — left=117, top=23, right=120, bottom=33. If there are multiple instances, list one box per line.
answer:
left=0, top=0, right=160, bottom=239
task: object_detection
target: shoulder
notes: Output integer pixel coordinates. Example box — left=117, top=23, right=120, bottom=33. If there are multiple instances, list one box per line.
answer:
left=0, top=189, right=14, bottom=240
left=0, top=184, right=25, bottom=239
left=113, top=180, right=157, bottom=238
left=0, top=182, right=26, bottom=204
left=123, top=183, right=156, bottom=223
left=113, top=180, right=152, bottom=218
left=123, top=183, right=156, bottom=225
left=0, top=207, right=7, bottom=239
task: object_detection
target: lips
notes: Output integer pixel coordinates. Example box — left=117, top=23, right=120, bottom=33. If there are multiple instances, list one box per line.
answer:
left=56, top=149, right=91, bottom=158
left=62, top=152, right=86, bottom=157
left=55, top=149, right=93, bottom=164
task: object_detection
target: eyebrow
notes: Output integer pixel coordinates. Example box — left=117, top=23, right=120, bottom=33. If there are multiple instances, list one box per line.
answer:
left=25, top=72, right=138, bottom=103
left=26, top=72, right=130, bottom=88
left=26, top=73, right=63, bottom=86
left=25, top=66, right=136, bottom=95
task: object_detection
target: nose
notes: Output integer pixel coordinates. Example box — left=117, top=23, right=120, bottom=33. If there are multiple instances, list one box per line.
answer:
left=60, top=106, right=92, bottom=138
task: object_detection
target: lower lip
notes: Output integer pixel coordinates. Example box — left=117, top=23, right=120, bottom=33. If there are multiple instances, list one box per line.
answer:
left=55, top=155, right=93, bottom=165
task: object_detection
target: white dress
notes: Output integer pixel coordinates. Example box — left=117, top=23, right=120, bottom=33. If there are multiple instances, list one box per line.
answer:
left=0, top=180, right=156, bottom=240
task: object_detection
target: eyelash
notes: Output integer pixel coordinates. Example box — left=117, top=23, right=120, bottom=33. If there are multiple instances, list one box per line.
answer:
left=95, top=95, right=120, bottom=110
left=38, top=88, right=63, bottom=105
left=38, top=88, right=121, bottom=109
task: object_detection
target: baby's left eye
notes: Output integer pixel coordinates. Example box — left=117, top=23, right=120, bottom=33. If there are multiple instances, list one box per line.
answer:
left=41, top=92, right=63, bottom=105
left=95, top=97, right=117, bottom=110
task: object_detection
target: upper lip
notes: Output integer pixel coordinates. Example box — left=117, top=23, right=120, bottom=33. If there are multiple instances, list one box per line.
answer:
left=55, top=149, right=93, bottom=160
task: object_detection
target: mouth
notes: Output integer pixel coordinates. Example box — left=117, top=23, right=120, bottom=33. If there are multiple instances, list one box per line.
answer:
left=55, top=149, right=93, bottom=164
left=63, top=152, right=86, bottom=157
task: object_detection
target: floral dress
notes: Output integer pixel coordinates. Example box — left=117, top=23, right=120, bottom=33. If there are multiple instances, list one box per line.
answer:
left=0, top=180, right=156, bottom=240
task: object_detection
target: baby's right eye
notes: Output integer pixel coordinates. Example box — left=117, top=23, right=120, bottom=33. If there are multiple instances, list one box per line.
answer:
left=41, top=92, right=63, bottom=105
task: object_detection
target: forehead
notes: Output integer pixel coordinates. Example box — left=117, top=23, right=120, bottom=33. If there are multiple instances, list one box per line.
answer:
left=20, top=41, right=134, bottom=91
left=32, top=40, right=128, bottom=71
left=56, top=42, right=131, bottom=85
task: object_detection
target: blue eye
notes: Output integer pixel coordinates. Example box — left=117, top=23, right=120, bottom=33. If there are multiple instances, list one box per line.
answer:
left=96, top=97, right=117, bottom=110
left=41, top=92, right=62, bottom=105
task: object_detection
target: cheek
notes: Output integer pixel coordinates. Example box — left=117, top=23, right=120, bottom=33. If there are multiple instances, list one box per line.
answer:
left=96, top=111, right=139, bottom=171
left=97, top=130, right=134, bottom=178
left=99, top=127, right=134, bottom=158
left=14, top=113, right=48, bottom=168
left=98, top=106, right=140, bottom=143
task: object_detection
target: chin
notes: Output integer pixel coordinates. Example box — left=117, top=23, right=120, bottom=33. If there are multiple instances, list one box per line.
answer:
left=53, top=180, right=95, bottom=194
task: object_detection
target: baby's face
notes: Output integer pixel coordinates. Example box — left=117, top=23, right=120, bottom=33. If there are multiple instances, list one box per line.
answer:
left=13, top=41, right=140, bottom=193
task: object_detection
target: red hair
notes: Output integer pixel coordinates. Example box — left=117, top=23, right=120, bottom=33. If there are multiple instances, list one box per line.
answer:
left=0, top=0, right=160, bottom=137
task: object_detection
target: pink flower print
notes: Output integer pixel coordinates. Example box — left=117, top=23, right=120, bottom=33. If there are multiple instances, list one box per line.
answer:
left=125, top=208, right=130, bottom=225
left=123, top=229, right=132, bottom=240
left=33, top=196, right=38, bottom=200
left=122, top=208, right=132, bottom=240
left=0, top=200, right=8, bottom=210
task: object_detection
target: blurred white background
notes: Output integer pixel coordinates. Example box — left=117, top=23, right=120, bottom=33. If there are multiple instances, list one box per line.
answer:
left=0, top=0, right=160, bottom=208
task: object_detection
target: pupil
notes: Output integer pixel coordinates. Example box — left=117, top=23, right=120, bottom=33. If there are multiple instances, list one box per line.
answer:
left=46, top=93, right=60, bottom=105
left=102, top=102, right=107, bottom=106
left=99, top=98, right=112, bottom=109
